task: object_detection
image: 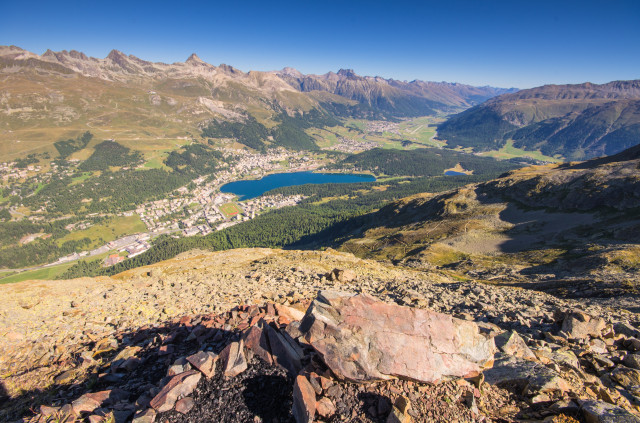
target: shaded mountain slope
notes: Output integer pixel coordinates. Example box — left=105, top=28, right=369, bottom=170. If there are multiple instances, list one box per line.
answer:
left=437, top=80, right=640, bottom=159
left=277, top=68, right=516, bottom=118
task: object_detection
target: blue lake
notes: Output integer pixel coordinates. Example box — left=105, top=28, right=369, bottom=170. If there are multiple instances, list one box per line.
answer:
left=220, top=171, right=376, bottom=200
left=444, top=170, right=467, bottom=176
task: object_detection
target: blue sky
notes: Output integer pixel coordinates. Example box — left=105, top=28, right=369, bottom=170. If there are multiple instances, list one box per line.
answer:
left=1, top=0, right=638, bottom=88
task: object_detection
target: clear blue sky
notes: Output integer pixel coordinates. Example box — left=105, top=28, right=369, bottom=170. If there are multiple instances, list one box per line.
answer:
left=1, top=0, right=638, bottom=88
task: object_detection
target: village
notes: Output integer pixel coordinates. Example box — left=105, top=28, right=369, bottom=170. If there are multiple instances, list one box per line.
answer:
left=324, top=137, right=379, bottom=154
left=0, top=146, right=319, bottom=270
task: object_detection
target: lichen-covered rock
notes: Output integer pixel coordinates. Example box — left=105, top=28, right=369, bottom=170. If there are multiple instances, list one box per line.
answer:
left=623, top=353, right=640, bottom=370
left=610, top=366, right=640, bottom=389
left=300, top=291, right=495, bottom=383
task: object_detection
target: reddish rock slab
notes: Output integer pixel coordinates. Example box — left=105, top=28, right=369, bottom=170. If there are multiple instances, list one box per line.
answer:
left=149, top=371, right=201, bottom=412
left=175, top=397, right=195, bottom=414
left=275, top=304, right=306, bottom=322
left=316, top=396, right=336, bottom=418
left=244, top=324, right=273, bottom=365
left=219, top=340, right=248, bottom=378
left=293, top=375, right=316, bottom=423
left=300, top=291, right=495, bottom=383
left=186, top=351, right=218, bottom=378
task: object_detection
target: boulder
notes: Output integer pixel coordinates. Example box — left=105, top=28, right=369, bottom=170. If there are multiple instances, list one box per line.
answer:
left=615, top=323, right=640, bottom=339
left=561, top=312, right=606, bottom=339
left=149, top=371, right=201, bottom=412
left=580, top=400, right=640, bottom=423
left=387, top=395, right=412, bottom=423
left=72, top=389, right=130, bottom=414
left=299, top=291, right=495, bottom=383
left=610, top=366, right=640, bottom=389
left=483, top=354, right=571, bottom=394
left=275, top=304, right=306, bottom=322
left=316, top=397, right=336, bottom=418
left=175, top=397, right=195, bottom=414
left=131, top=409, right=156, bottom=423
left=265, top=323, right=303, bottom=375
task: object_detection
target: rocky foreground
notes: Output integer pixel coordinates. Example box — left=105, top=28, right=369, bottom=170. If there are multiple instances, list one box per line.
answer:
left=1, top=248, right=640, bottom=422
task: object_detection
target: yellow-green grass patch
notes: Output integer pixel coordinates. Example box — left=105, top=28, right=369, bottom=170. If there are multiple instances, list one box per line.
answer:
left=57, top=215, right=146, bottom=248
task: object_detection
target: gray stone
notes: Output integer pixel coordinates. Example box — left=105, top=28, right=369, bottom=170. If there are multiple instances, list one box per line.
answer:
left=623, top=354, right=640, bottom=370
left=580, top=400, right=640, bottom=423
left=494, top=330, right=536, bottom=360
left=483, top=354, right=571, bottom=394
left=562, top=312, right=606, bottom=339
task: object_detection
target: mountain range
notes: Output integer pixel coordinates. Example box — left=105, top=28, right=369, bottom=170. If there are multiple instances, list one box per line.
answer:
left=0, top=45, right=513, bottom=156
left=437, top=80, right=640, bottom=159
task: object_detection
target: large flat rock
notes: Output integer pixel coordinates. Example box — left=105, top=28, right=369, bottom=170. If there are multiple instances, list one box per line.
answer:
left=299, top=291, right=495, bottom=383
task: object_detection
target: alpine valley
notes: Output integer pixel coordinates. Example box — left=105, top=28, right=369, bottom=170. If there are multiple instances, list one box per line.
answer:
left=1, top=45, right=640, bottom=423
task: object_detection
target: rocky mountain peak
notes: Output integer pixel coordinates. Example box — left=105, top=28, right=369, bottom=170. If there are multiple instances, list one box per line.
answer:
left=68, top=49, right=88, bottom=60
left=186, top=53, right=205, bottom=65
left=337, top=68, right=358, bottom=78
left=218, top=63, right=242, bottom=75
left=278, top=66, right=303, bottom=78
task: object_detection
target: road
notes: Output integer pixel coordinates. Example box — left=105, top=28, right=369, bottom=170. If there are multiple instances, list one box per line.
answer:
left=0, top=227, right=180, bottom=274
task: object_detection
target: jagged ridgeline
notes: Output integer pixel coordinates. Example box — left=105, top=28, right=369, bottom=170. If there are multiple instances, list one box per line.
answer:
left=437, top=80, right=640, bottom=160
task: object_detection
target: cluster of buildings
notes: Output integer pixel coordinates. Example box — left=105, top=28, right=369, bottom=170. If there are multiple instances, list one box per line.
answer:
left=0, top=162, right=38, bottom=181
left=365, top=120, right=401, bottom=135
left=242, top=194, right=306, bottom=217
left=325, top=137, right=379, bottom=153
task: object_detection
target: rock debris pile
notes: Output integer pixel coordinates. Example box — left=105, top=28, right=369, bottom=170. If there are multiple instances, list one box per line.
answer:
left=1, top=249, right=640, bottom=422
left=4, top=290, right=639, bottom=423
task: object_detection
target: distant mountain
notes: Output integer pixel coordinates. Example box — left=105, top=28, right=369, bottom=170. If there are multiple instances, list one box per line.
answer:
left=0, top=45, right=515, bottom=154
left=437, top=80, right=640, bottom=159
left=276, top=68, right=516, bottom=118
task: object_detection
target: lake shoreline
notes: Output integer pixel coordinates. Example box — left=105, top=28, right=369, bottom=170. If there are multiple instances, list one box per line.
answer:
left=220, top=171, right=377, bottom=200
